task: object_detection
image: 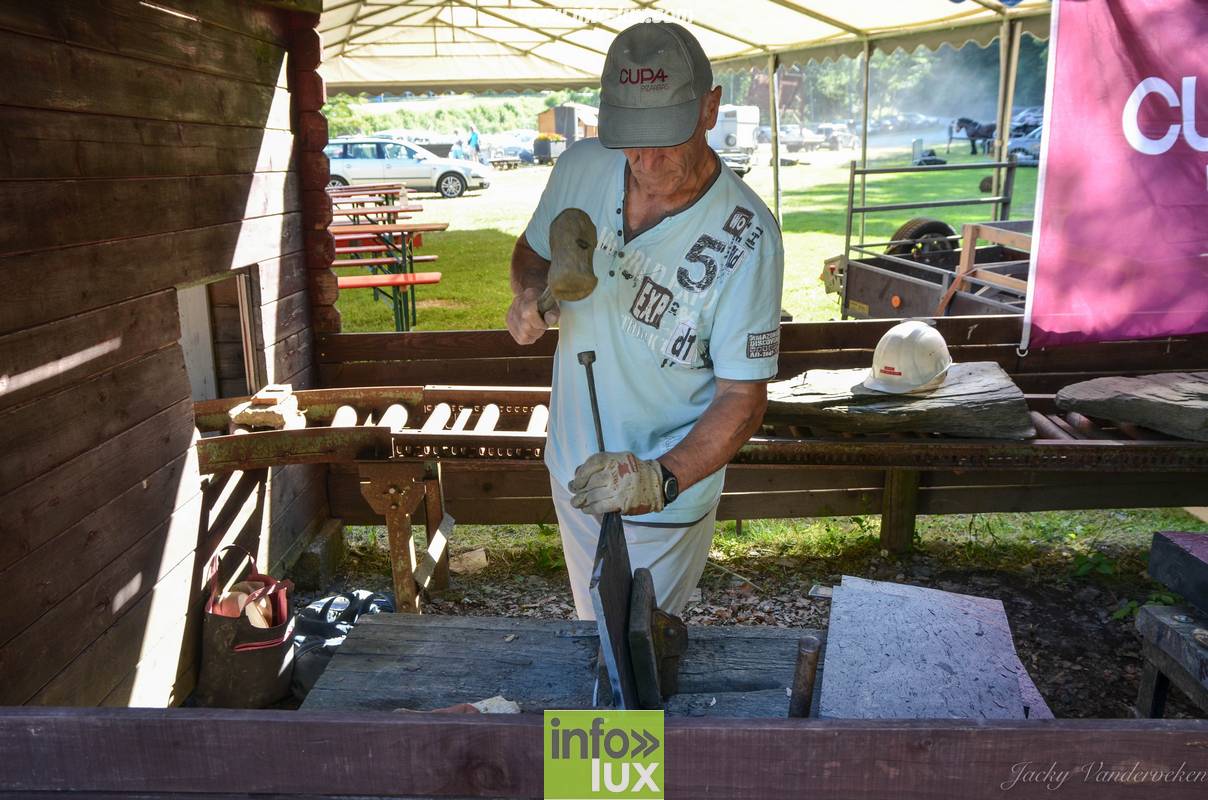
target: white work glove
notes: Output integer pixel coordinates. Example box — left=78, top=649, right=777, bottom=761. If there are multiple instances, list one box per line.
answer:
left=506, top=287, right=559, bottom=345
left=568, top=452, right=664, bottom=516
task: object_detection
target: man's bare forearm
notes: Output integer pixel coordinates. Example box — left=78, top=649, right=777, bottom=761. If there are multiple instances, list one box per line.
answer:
left=658, top=379, right=767, bottom=491
left=511, top=233, right=551, bottom=294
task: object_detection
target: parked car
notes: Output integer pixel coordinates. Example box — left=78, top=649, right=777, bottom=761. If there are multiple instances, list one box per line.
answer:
left=816, top=123, right=859, bottom=150
left=324, top=137, right=491, bottom=198
left=798, top=125, right=827, bottom=150
left=901, top=111, right=939, bottom=128
left=1011, top=106, right=1043, bottom=134
left=1007, top=126, right=1042, bottom=165
left=715, top=148, right=752, bottom=177
left=868, top=117, right=894, bottom=134
left=777, top=124, right=805, bottom=152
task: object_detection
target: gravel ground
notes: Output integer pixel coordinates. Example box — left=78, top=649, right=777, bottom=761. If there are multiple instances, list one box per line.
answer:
left=296, top=538, right=1203, bottom=720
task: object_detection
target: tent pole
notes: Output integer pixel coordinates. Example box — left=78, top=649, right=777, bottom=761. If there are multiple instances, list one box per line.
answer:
left=859, top=39, right=871, bottom=245
left=768, top=54, right=782, bottom=227
left=993, top=19, right=1022, bottom=219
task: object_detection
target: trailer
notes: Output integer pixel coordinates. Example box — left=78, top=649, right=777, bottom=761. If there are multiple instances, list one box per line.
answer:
left=826, top=158, right=1030, bottom=319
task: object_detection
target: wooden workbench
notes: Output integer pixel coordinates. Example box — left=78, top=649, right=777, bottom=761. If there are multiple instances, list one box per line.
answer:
left=302, top=614, right=826, bottom=718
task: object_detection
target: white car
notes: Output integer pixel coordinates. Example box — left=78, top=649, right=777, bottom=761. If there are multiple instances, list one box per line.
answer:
left=324, top=137, right=491, bottom=198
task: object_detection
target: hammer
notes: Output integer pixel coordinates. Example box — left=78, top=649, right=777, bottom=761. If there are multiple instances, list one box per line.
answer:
left=537, top=207, right=598, bottom=317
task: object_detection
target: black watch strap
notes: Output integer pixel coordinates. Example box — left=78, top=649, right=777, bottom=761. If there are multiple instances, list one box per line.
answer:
left=659, top=462, right=679, bottom=504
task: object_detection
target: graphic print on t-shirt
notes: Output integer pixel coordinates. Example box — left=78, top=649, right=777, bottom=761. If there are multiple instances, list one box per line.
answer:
left=630, top=276, right=674, bottom=328
left=612, top=203, right=764, bottom=370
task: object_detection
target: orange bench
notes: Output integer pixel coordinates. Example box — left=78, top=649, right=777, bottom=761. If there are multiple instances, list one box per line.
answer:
left=336, top=272, right=442, bottom=331
left=336, top=272, right=442, bottom=290
left=333, top=256, right=398, bottom=267
left=332, top=253, right=439, bottom=266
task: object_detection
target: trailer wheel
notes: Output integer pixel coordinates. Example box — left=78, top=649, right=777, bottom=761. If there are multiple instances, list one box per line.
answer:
left=885, top=217, right=956, bottom=264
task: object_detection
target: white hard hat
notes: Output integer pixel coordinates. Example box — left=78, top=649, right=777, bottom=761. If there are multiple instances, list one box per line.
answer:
left=862, top=320, right=952, bottom=394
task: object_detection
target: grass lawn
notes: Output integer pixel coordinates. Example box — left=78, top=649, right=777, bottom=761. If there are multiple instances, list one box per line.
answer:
left=334, top=130, right=1037, bottom=331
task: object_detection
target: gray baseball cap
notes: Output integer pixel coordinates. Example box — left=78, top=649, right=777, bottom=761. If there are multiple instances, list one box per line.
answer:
left=598, top=22, right=713, bottom=149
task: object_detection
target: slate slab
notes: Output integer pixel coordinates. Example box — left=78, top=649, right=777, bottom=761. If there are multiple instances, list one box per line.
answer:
left=766, top=361, right=1034, bottom=439
left=1055, top=372, right=1208, bottom=441
left=819, top=576, right=1028, bottom=719
left=839, top=577, right=1051, bottom=718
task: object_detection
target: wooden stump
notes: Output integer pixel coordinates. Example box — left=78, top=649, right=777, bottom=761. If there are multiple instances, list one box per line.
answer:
left=1148, top=531, right=1208, bottom=616
left=766, top=361, right=1034, bottom=439
left=1055, top=372, right=1208, bottom=442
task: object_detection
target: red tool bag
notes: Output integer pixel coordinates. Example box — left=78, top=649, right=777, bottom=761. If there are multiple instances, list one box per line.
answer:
left=192, top=545, right=295, bottom=708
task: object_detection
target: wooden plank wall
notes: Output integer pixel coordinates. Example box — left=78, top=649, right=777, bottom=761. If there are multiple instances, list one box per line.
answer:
left=0, top=0, right=328, bottom=707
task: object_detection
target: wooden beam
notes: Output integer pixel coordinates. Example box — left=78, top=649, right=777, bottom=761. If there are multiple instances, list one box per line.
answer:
left=880, top=468, right=919, bottom=554
left=196, top=426, right=392, bottom=474
left=1, top=708, right=1206, bottom=799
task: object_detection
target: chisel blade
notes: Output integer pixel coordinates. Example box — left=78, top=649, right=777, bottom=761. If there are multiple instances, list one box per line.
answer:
left=588, top=510, right=637, bottom=709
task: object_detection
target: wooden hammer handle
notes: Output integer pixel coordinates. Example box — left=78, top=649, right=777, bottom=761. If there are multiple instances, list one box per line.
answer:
left=536, top=286, right=557, bottom=317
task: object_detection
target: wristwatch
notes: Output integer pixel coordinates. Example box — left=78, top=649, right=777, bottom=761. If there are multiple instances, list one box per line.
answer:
left=659, top=462, right=680, bottom=505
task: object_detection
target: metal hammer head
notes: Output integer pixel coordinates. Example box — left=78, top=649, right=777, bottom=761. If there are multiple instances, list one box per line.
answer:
left=548, top=208, right=598, bottom=303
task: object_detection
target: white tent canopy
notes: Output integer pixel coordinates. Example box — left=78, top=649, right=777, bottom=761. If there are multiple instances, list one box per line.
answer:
left=319, top=0, right=1050, bottom=94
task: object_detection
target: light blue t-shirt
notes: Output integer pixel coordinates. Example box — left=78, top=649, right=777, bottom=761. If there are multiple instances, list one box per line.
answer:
left=524, top=138, right=784, bottom=525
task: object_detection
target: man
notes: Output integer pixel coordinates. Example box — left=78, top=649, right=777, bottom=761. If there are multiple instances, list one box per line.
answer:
left=506, top=21, right=784, bottom=618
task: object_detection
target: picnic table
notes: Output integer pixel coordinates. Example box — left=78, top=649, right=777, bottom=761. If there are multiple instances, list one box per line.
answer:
left=327, top=185, right=407, bottom=203
left=327, top=182, right=405, bottom=194
left=330, top=220, right=450, bottom=331
left=330, top=207, right=413, bottom=224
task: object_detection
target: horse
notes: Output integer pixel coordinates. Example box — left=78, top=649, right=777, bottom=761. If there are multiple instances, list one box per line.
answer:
left=951, top=117, right=997, bottom=155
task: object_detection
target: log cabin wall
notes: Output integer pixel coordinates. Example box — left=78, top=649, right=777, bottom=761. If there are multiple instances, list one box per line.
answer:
left=0, top=0, right=329, bottom=707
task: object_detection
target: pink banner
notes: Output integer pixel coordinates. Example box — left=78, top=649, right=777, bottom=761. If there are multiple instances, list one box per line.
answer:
left=1025, top=0, right=1208, bottom=349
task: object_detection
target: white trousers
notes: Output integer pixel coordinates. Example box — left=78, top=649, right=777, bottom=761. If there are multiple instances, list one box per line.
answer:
left=550, top=477, right=717, bottom=619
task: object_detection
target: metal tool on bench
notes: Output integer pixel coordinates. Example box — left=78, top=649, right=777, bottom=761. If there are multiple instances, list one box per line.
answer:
left=579, top=351, right=688, bottom=710
left=537, top=208, right=598, bottom=316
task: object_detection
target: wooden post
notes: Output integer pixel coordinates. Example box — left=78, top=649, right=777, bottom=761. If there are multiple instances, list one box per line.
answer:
left=880, top=468, right=919, bottom=554
left=1135, top=658, right=1169, bottom=719
left=767, top=53, right=781, bottom=227
left=358, top=463, right=427, bottom=611
left=788, top=634, right=822, bottom=718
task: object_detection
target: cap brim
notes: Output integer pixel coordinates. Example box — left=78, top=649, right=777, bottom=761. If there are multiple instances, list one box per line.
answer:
left=598, top=97, right=700, bottom=149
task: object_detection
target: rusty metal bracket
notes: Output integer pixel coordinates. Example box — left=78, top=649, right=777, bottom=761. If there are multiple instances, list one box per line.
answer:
left=358, top=462, right=427, bottom=611
left=651, top=609, right=688, bottom=699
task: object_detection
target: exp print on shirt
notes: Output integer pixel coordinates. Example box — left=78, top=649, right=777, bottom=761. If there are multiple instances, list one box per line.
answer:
left=607, top=204, right=764, bottom=370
